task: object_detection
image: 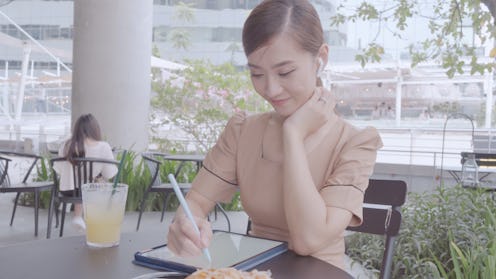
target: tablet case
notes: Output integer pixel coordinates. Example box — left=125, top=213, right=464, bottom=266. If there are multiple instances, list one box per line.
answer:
left=133, top=230, right=288, bottom=274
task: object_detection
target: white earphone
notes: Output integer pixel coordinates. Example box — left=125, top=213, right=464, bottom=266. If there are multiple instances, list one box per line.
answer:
left=317, top=57, right=325, bottom=77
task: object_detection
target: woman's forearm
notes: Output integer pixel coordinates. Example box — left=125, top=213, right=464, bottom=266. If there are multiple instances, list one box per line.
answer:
left=182, top=189, right=216, bottom=219
left=282, top=127, right=349, bottom=255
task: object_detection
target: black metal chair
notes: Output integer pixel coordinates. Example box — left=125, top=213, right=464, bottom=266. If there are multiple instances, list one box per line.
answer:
left=0, top=151, right=54, bottom=237
left=47, top=157, right=119, bottom=238
left=244, top=179, right=407, bottom=279
left=0, top=155, right=11, bottom=187
left=135, top=152, right=191, bottom=231
left=346, top=179, right=407, bottom=279
left=136, top=152, right=232, bottom=231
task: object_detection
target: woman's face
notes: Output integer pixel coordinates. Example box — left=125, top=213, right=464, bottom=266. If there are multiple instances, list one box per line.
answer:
left=247, top=33, right=319, bottom=117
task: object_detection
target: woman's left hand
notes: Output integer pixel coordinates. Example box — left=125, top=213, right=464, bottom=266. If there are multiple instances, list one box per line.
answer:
left=283, top=87, right=333, bottom=140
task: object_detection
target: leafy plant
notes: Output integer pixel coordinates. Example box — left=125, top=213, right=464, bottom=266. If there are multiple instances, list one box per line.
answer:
left=168, top=1, right=195, bottom=50
left=331, top=0, right=496, bottom=77
left=151, top=59, right=270, bottom=153
left=432, top=210, right=496, bottom=279
left=19, top=156, right=53, bottom=209
left=346, top=185, right=496, bottom=278
left=114, top=150, right=152, bottom=211
left=36, top=157, right=53, bottom=209
left=221, top=192, right=243, bottom=211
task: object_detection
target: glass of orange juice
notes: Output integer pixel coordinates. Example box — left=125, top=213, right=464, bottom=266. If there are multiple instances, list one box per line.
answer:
left=81, top=183, right=128, bottom=248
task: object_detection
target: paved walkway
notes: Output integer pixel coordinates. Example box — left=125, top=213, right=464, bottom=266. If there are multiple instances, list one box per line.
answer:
left=0, top=192, right=373, bottom=278
left=0, top=192, right=247, bottom=246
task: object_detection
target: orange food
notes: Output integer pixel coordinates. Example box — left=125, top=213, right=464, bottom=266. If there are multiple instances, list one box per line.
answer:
left=185, top=267, right=272, bottom=279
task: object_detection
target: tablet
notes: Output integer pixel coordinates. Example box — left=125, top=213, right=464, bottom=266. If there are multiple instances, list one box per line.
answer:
left=133, top=230, right=288, bottom=273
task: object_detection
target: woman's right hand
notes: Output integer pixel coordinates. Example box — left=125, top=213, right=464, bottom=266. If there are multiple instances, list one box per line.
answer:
left=167, top=214, right=213, bottom=258
left=283, top=87, right=333, bottom=141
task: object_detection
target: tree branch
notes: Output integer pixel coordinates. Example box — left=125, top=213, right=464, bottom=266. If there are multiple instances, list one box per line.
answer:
left=481, top=0, right=496, bottom=24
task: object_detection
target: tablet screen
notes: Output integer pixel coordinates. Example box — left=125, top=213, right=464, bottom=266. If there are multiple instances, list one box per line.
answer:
left=139, top=231, right=285, bottom=269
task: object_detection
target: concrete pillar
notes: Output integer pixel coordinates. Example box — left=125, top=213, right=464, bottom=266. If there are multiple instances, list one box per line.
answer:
left=72, top=0, right=153, bottom=151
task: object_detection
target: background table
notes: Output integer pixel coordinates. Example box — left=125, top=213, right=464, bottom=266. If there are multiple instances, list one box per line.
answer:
left=440, top=165, right=496, bottom=187
left=0, top=229, right=353, bottom=279
left=164, top=154, right=231, bottom=231
left=164, top=154, right=205, bottom=174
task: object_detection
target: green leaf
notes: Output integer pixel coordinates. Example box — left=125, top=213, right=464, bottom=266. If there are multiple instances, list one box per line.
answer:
left=333, top=0, right=496, bottom=76
left=356, top=2, right=379, bottom=20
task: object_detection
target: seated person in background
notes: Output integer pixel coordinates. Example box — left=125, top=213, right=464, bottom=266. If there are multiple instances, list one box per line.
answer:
left=53, top=113, right=117, bottom=232
left=167, top=0, right=383, bottom=272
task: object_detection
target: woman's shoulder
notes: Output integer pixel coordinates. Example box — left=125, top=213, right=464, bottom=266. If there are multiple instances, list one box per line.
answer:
left=339, top=119, right=383, bottom=149
left=227, top=111, right=270, bottom=130
left=219, top=111, right=271, bottom=145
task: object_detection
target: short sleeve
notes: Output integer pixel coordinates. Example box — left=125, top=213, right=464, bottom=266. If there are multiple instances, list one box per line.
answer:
left=320, top=127, right=383, bottom=226
left=190, top=112, right=246, bottom=203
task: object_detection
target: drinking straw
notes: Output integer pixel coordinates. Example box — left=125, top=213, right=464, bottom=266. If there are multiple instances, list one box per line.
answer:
left=111, top=150, right=127, bottom=195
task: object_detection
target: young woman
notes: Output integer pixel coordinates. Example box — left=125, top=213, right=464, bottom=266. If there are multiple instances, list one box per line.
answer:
left=54, top=113, right=117, bottom=231
left=167, top=0, right=382, bottom=271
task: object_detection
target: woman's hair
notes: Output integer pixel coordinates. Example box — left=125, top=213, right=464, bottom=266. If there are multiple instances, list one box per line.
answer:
left=242, top=0, right=324, bottom=57
left=64, top=113, right=102, bottom=164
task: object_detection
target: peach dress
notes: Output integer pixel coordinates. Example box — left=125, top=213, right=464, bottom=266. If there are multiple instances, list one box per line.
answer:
left=190, top=109, right=383, bottom=270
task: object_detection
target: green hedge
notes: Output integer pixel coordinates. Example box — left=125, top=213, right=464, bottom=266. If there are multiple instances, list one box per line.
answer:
left=346, top=186, right=496, bottom=278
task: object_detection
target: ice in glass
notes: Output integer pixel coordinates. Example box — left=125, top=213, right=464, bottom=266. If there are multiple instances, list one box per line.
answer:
left=82, top=183, right=128, bottom=248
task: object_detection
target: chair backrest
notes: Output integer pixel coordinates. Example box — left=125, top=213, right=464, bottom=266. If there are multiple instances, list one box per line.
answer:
left=347, top=179, right=407, bottom=279
left=0, top=150, right=44, bottom=184
left=0, top=155, right=11, bottom=187
left=50, top=157, right=119, bottom=196
left=71, top=157, right=119, bottom=188
left=142, top=152, right=168, bottom=187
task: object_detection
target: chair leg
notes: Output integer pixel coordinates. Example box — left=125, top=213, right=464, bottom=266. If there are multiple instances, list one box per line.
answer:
left=55, top=201, right=60, bottom=228
left=161, top=193, right=172, bottom=222
left=34, top=190, right=39, bottom=237
left=380, top=236, right=396, bottom=279
left=136, top=193, right=149, bottom=231
left=9, top=192, right=21, bottom=226
left=60, top=203, right=67, bottom=237
left=160, top=193, right=167, bottom=222
left=215, top=203, right=231, bottom=232
left=47, top=193, right=55, bottom=239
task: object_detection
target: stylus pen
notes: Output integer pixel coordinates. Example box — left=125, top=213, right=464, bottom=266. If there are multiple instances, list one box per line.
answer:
left=168, top=173, right=212, bottom=263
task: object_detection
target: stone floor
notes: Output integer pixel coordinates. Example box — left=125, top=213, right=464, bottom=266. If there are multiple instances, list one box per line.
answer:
left=0, top=192, right=374, bottom=278
left=0, top=192, right=247, bottom=246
